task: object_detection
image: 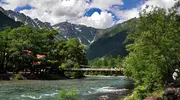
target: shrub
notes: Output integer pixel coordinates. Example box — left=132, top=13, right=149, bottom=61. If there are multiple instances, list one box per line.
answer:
left=13, top=73, right=26, bottom=80
left=57, top=89, right=77, bottom=100
left=133, top=86, right=148, bottom=100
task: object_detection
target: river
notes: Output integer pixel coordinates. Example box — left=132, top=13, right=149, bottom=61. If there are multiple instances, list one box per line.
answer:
left=0, top=76, right=134, bottom=100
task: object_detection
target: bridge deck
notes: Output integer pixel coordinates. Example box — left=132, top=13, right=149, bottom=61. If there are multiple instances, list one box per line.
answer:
left=64, top=68, right=123, bottom=72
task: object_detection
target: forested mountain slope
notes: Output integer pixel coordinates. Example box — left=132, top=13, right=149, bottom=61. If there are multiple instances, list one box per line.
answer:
left=87, top=19, right=136, bottom=60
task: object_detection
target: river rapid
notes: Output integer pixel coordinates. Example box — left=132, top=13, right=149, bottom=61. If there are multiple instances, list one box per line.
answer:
left=0, top=76, right=134, bottom=100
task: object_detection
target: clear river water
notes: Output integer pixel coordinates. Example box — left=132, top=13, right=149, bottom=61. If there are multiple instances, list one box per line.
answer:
left=0, top=76, right=134, bottom=100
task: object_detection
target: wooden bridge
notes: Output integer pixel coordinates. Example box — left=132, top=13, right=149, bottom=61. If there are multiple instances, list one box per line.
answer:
left=7, top=65, right=124, bottom=75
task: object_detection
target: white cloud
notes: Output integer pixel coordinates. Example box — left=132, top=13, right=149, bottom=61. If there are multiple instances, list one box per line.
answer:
left=0, top=0, right=178, bottom=29
left=142, top=0, right=177, bottom=9
left=1, top=0, right=123, bottom=28
left=115, top=0, right=177, bottom=24
left=115, top=8, right=140, bottom=24
left=72, top=11, right=115, bottom=29
left=20, top=0, right=89, bottom=25
left=0, top=0, right=29, bottom=10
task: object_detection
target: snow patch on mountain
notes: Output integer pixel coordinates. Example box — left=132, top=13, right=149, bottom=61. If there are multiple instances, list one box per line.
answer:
left=77, top=37, right=82, bottom=43
left=75, top=27, right=82, bottom=32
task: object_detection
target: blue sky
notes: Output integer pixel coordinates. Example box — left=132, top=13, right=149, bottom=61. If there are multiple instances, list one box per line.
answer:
left=0, top=0, right=176, bottom=29
left=121, top=0, right=145, bottom=10
left=15, top=4, right=32, bottom=12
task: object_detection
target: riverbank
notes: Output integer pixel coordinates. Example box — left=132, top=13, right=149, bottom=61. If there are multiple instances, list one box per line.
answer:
left=122, top=87, right=163, bottom=100
left=0, top=72, right=127, bottom=81
left=122, top=83, right=180, bottom=100
left=0, top=73, right=69, bottom=80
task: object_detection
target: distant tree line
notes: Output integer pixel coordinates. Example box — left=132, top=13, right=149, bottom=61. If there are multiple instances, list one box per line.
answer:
left=89, top=55, right=123, bottom=68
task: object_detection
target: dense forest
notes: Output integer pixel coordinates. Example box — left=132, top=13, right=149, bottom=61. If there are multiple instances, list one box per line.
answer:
left=0, top=26, right=87, bottom=78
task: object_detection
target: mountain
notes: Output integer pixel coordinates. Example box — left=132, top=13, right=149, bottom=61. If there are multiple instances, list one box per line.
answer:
left=53, top=22, right=97, bottom=45
left=86, top=19, right=136, bottom=60
left=0, top=7, right=98, bottom=45
left=0, top=10, right=22, bottom=31
left=0, top=7, right=52, bottom=30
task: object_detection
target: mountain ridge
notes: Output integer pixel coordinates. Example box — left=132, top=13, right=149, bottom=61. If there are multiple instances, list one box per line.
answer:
left=0, top=7, right=135, bottom=60
left=86, top=19, right=135, bottom=60
left=0, top=7, right=98, bottom=45
left=53, top=21, right=97, bottom=45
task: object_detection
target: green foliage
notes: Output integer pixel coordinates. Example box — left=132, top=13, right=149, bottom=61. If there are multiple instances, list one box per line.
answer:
left=57, top=89, right=77, bottom=100
left=0, top=26, right=88, bottom=77
left=5, top=26, right=58, bottom=73
left=122, top=87, right=164, bottom=100
left=63, top=63, right=84, bottom=78
left=124, top=3, right=180, bottom=99
left=133, top=86, right=148, bottom=100
left=88, top=55, right=123, bottom=76
left=89, top=55, right=123, bottom=68
left=65, top=38, right=88, bottom=65
left=121, top=86, right=148, bottom=100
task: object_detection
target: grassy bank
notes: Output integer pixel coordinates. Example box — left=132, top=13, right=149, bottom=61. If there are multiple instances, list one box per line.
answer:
left=121, top=86, right=163, bottom=100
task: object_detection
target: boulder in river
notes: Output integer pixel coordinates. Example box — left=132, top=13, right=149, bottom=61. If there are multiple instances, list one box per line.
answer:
left=99, top=95, right=109, bottom=100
